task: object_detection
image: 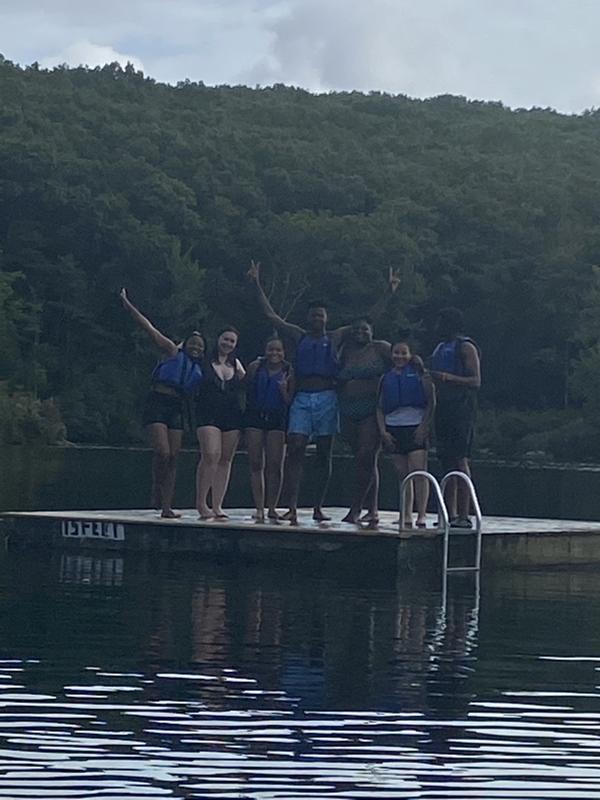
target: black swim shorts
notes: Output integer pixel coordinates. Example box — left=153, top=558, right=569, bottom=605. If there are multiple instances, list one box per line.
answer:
left=386, top=425, right=427, bottom=456
left=434, top=390, right=477, bottom=470
left=142, top=391, right=184, bottom=431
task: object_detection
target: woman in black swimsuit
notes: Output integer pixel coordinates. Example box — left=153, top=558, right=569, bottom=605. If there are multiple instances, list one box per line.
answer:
left=195, top=327, right=245, bottom=519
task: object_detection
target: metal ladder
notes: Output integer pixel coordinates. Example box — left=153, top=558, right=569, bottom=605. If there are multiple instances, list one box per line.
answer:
left=439, top=471, right=483, bottom=575
left=399, top=469, right=483, bottom=640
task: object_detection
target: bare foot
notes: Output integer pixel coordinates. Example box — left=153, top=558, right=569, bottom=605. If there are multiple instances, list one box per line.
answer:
left=342, top=510, right=360, bottom=524
left=267, top=509, right=283, bottom=521
left=213, top=511, right=229, bottom=521
left=313, top=508, right=331, bottom=522
left=161, top=509, right=181, bottom=519
left=288, top=512, right=299, bottom=526
left=359, top=511, right=378, bottom=523
left=281, top=509, right=294, bottom=521
left=366, top=516, right=380, bottom=529
left=254, top=511, right=265, bottom=523
left=197, top=507, right=214, bottom=520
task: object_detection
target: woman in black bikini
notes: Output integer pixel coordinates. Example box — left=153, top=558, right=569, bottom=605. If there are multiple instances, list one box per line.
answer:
left=244, top=337, right=294, bottom=522
left=337, top=318, right=391, bottom=525
left=120, top=288, right=205, bottom=518
left=195, top=327, right=245, bottom=519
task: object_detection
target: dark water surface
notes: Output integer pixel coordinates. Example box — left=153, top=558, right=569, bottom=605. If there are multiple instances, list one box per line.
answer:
left=3, top=444, right=600, bottom=519
left=3, top=446, right=600, bottom=797
left=0, top=553, right=599, bottom=798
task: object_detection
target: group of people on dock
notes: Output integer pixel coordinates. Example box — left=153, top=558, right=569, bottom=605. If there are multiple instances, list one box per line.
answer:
left=120, top=262, right=481, bottom=528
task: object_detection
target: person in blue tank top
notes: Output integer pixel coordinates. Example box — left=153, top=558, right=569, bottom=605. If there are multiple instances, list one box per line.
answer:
left=248, top=259, right=400, bottom=526
left=377, top=338, right=435, bottom=528
left=244, top=337, right=294, bottom=523
left=120, top=288, right=205, bottom=519
left=430, top=307, right=481, bottom=529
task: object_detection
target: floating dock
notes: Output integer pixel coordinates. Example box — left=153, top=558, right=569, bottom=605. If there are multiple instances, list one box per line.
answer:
left=2, top=507, right=600, bottom=570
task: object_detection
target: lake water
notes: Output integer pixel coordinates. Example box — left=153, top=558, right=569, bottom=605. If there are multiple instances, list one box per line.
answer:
left=2, top=446, right=600, bottom=797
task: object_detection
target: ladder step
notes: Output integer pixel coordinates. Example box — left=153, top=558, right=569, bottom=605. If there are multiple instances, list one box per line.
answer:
left=446, top=566, right=480, bottom=572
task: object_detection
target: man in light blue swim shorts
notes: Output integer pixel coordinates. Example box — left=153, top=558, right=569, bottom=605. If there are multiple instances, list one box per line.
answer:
left=248, top=260, right=400, bottom=525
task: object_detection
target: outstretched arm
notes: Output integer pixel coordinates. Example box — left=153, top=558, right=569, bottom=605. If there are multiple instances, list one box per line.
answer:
left=247, top=261, right=304, bottom=343
left=330, top=267, right=402, bottom=346
left=120, top=289, right=177, bottom=356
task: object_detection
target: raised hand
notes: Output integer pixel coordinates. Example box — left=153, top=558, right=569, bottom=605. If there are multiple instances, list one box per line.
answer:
left=119, top=287, right=130, bottom=306
left=388, top=267, right=401, bottom=293
left=247, top=259, right=261, bottom=282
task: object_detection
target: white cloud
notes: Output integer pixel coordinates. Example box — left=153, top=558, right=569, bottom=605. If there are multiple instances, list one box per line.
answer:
left=40, top=40, right=144, bottom=72
left=2, top=0, right=600, bottom=111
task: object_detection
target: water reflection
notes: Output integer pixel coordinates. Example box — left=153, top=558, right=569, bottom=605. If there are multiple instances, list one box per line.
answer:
left=0, top=553, right=599, bottom=796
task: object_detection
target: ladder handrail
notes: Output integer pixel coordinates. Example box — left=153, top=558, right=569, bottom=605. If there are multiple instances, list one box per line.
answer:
left=439, top=470, right=483, bottom=574
left=399, top=471, right=449, bottom=534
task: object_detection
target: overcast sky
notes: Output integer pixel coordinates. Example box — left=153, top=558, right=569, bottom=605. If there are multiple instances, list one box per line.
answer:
left=2, top=0, right=599, bottom=113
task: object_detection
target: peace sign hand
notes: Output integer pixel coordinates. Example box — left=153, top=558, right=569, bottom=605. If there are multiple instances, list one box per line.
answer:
left=119, top=287, right=129, bottom=305
left=247, top=260, right=261, bottom=282
left=388, top=267, right=401, bottom=293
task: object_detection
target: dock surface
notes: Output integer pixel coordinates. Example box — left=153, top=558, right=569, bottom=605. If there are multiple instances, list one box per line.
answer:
left=3, top=507, right=600, bottom=569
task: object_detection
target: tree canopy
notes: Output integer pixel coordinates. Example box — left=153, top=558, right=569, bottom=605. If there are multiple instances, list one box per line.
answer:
left=1, top=57, right=600, bottom=457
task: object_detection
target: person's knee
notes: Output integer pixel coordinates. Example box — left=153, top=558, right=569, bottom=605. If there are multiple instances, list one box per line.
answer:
left=154, top=446, right=171, bottom=463
left=249, top=455, right=264, bottom=473
left=287, top=439, right=306, bottom=460
left=201, top=448, right=221, bottom=467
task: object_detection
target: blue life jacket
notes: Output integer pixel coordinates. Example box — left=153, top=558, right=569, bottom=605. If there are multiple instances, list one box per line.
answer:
left=381, top=365, right=426, bottom=414
left=431, top=336, right=479, bottom=376
left=295, top=335, right=338, bottom=379
left=152, top=350, right=203, bottom=395
left=251, top=361, right=288, bottom=413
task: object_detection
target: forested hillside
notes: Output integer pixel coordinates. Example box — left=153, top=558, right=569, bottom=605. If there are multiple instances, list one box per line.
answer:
left=2, top=57, right=600, bottom=458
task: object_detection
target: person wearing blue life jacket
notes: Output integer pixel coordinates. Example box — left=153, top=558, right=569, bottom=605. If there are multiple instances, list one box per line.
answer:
left=377, top=339, right=435, bottom=529
left=195, top=327, right=246, bottom=520
left=430, top=307, right=481, bottom=529
left=120, top=288, right=204, bottom=519
left=244, top=337, right=294, bottom=522
left=248, top=260, right=400, bottom=526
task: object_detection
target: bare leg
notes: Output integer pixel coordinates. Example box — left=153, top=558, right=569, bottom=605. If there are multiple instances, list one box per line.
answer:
left=246, top=428, right=266, bottom=521
left=343, top=417, right=380, bottom=524
left=443, top=475, right=458, bottom=519
left=265, top=430, right=286, bottom=518
left=211, top=429, right=240, bottom=517
left=196, top=426, right=222, bottom=518
left=285, top=434, right=309, bottom=524
left=161, top=429, right=183, bottom=518
left=408, top=448, right=429, bottom=525
left=313, top=435, right=334, bottom=521
left=146, top=423, right=181, bottom=518
left=456, top=457, right=472, bottom=519
left=392, top=453, right=412, bottom=527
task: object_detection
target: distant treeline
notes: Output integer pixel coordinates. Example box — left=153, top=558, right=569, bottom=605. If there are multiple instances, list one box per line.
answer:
left=1, top=56, right=600, bottom=459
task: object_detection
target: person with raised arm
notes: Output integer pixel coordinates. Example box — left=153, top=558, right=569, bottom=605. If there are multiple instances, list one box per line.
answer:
left=120, top=288, right=205, bottom=519
left=195, top=327, right=246, bottom=520
left=430, top=307, right=481, bottom=529
left=247, top=260, right=400, bottom=526
left=244, top=336, right=294, bottom=523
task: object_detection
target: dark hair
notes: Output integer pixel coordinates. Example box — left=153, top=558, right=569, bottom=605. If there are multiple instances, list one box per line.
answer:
left=351, top=316, right=373, bottom=327
left=183, top=330, right=205, bottom=347
left=307, top=300, right=328, bottom=312
left=391, top=337, right=424, bottom=374
left=211, top=326, right=240, bottom=366
left=265, top=335, right=285, bottom=350
left=437, top=307, right=464, bottom=336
